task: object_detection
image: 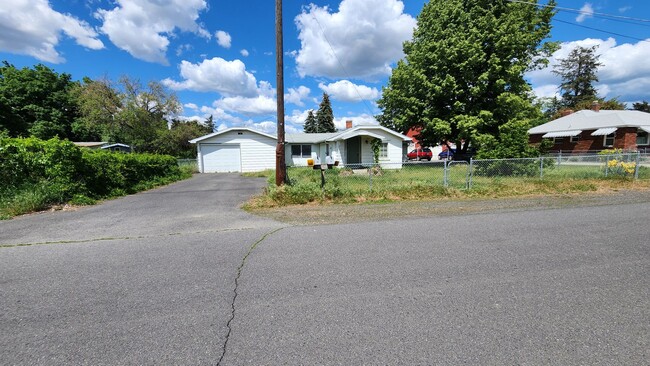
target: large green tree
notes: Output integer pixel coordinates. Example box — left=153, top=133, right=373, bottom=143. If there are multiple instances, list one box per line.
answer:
left=377, top=0, right=556, bottom=158
left=553, top=45, right=602, bottom=108
left=75, top=76, right=181, bottom=152
left=316, top=93, right=335, bottom=133
left=0, top=61, right=81, bottom=139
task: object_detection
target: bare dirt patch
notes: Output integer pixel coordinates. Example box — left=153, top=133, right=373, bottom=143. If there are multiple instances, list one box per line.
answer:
left=247, top=188, right=650, bottom=226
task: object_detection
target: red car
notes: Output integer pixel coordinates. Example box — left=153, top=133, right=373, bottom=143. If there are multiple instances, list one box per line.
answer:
left=406, top=148, right=433, bottom=161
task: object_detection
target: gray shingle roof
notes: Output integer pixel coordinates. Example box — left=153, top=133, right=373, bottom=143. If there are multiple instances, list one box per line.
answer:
left=528, top=110, right=650, bottom=134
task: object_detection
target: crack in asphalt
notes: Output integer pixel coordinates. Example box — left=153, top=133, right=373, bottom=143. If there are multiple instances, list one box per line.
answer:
left=217, top=227, right=283, bottom=366
left=0, top=227, right=264, bottom=248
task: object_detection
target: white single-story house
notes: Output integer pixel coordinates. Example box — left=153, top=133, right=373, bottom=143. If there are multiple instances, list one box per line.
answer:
left=190, top=124, right=411, bottom=173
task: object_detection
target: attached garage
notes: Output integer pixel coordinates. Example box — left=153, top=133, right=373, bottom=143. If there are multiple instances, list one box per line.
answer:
left=190, top=128, right=277, bottom=173
left=200, top=144, right=241, bottom=173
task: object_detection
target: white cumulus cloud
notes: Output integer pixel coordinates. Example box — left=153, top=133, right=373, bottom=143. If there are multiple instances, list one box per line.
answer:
left=294, top=0, right=416, bottom=80
left=95, top=0, right=209, bottom=65
left=286, top=109, right=312, bottom=125
left=215, top=95, right=277, bottom=116
left=285, top=86, right=311, bottom=106
left=319, top=80, right=380, bottom=102
left=576, top=3, right=594, bottom=23
left=162, top=57, right=260, bottom=97
left=0, top=0, right=104, bottom=63
left=215, top=30, right=231, bottom=48
left=240, top=49, right=249, bottom=57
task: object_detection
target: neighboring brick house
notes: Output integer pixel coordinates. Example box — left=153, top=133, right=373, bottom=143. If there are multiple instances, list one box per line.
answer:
left=528, top=104, right=650, bottom=152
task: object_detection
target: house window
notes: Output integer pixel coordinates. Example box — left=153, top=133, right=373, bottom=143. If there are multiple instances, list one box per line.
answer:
left=570, top=135, right=580, bottom=143
left=604, top=133, right=615, bottom=147
left=379, top=143, right=388, bottom=158
left=291, top=144, right=312, bottom=157
left=637, top=130, right=649, bottom=146
left=553, top=137, right=564, bottom=145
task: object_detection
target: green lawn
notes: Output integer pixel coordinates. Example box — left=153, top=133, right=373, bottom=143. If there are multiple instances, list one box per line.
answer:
left=246, top=162, right=649, bottom=208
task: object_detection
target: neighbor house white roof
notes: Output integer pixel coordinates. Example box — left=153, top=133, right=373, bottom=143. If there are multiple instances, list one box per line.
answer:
left=529, top=110, right=650, bottom=135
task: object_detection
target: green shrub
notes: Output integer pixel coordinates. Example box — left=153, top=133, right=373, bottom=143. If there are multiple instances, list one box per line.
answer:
left=0, top=136, right=188, bottom=218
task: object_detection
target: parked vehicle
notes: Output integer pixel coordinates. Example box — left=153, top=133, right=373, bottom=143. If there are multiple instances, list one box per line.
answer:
left=438, top=149, right=455, bottom=160
left=407, top=148, right=433, bottom=161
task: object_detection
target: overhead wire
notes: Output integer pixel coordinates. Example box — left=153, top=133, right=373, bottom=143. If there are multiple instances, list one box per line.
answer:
left=507, top=0, right=650, bottom=43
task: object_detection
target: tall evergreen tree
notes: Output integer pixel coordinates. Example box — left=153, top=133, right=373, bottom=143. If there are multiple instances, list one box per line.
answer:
left=377, top=0, right=556, bottom=158
left=553, top=45, right=602, bottom=108
left=316, top=93, right=335, bottom=133
left=304, top=110, right=317, bottom=133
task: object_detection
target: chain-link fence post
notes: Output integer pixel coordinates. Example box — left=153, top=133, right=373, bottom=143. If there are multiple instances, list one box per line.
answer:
left=605, top=155, right=609, bottom=177
left=539, top=157, right=544, bottom=179
left=466, top=158, right=473, bottom=189
left=635, top=151, right=641, bottom=180
left=557, top=150, right=562, bottom=166
left=368, top=167, right=373, bottom=192
left=443, top=159, right=448, bottom=187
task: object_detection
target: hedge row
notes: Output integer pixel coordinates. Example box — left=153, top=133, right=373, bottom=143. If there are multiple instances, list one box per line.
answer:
left=0, top=136, right=184, bottom=200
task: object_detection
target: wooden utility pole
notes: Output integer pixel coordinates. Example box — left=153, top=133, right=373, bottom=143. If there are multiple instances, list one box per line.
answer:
left=275, top=0, right=287, bottom=185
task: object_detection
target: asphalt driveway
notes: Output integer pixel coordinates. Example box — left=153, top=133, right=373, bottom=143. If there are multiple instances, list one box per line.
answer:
left=0, top=173, right=282, bottom=246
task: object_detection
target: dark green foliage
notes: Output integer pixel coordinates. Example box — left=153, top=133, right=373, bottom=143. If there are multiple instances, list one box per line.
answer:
left=81, top=150, right=181, bottom=197
left=304, top=110, right=318, bottom=133
left=553, top=46, right=602, bottom=108
left=377, top=0, right=556, bottom=157
left=632, top=101, right=650, bottom=113
left=316, top=93, right=335, bottom=133
left=0, top=136, right=83, bottom=191
left=155, top=118, right=213, bottom=158
left=0, top=61, right=81, bottom=139
left=0, top=136, right=187, bottom=218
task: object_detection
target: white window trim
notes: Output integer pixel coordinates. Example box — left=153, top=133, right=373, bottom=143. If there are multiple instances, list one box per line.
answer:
left=603, top=133, right=615, bottom=147
left=379, top=142, right=389, bottom=159
left=570, top=135, right=580, bottom=143
left=553, top=137, right=564, bottom=145
left=637, top=130, right=649, bottom=146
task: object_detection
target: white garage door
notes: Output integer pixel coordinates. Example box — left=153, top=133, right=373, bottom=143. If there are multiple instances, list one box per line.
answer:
left=201, top=144, right=241, bottom=173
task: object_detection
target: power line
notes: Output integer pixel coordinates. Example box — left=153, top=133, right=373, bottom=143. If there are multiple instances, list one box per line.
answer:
left=554, top=18, right=649, bottom=43
left=507, top=0, right=650, bottom=43
left=508, top=0, right=650, bottom=24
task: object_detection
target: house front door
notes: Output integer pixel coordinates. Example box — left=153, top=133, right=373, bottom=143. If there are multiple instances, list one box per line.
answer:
left=346, top=136, right=361, bottom=164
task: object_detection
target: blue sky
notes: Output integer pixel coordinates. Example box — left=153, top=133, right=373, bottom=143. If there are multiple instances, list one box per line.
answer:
left=1, top=0, right=649, bottom=134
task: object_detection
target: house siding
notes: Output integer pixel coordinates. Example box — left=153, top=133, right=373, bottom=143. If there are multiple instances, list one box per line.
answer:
left=532, top=127, right=641, bottom=152
left=197, top=131, right=276, bottom=172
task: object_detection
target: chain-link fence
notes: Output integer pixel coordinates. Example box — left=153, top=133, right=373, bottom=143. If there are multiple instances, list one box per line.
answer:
left=285, top=152, right=649, bottom=194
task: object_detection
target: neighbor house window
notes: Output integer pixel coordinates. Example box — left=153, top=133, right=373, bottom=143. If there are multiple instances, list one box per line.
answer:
left=291, top=144, right=312, bottom=157
left=637, top=130, right=649, bottom=146
left=570, top=135, right=580, bottom=143
left=379, top=143, right=388, bottom=158
left=604, top=133, right=615, bottom=147
left=553, top=137, right=564, bottom=145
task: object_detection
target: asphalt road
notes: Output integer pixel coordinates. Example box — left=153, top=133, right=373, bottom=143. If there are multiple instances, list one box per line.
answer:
left=1, top=175, right=649, bottom=365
